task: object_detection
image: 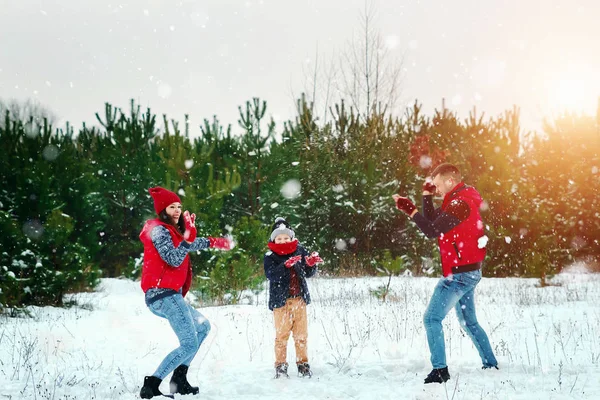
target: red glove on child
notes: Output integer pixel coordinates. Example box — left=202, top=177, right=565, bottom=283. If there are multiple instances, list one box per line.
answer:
left=284, top=255, right=303, bottom=268
left=183, top=211, right=197, bottom=242
left=208, top=237, right=232, bottom=250
left=423, top=181, right=436, bottom=195
left=305, top=252, right=324, bottom=267
left=393, top=195, right=417, bottom=216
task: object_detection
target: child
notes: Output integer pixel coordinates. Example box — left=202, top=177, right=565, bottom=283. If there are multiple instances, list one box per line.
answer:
left=264, top=217, right=323, bottom=378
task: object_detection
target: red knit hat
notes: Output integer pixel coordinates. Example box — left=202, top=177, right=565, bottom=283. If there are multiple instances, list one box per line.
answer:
left=148, top=187, right=181, bottom=214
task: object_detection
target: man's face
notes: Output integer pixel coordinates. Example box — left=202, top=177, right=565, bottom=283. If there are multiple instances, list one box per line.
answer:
left=431, top=174, right=456, bottom=196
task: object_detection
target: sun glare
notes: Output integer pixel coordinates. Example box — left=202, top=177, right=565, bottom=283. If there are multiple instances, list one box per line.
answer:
left=545, top=63, right=598, bottom=115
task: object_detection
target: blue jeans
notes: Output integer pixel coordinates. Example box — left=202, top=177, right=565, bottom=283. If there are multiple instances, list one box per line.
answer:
left=148, top=293, right=211, bottom=379
left=423, top=269, right=497, bottom=369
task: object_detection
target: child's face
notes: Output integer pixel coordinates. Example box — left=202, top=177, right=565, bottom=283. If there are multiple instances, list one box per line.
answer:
left=274, top=234, right=292, bottom=244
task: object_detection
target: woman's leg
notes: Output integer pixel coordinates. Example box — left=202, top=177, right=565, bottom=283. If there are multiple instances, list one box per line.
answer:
left=147, top=295, right=199, bottom=380
left=179, top=303, right=211, bottom=367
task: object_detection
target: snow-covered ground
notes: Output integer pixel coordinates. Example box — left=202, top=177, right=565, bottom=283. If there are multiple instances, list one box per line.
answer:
left=2, top=270, right=600, bottom=399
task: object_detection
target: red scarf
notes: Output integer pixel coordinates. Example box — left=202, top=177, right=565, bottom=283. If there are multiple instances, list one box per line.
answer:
left=268, top=240, right=298, bottom=255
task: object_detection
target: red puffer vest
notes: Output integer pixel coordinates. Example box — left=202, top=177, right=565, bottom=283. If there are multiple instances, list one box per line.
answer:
left=140, top=219, right=192, bottom=295
left=438, top=183, right=487, bottom=277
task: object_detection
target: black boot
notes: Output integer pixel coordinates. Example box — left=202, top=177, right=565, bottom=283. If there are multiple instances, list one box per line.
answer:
left=424, top=367, right=450, bottom=384
left=275, top=362, right=289, bottom=379
left=140, top=376, right=164, bottom=399
left=297, top=362, right=312, bottom=378
left=482, top=365, right=499, bottom=370
left=169, top=365, right=199, bottom=395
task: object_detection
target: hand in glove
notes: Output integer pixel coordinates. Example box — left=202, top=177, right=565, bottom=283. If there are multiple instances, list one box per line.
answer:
left=208, top=237, right=232, bottom=250
left=284, top=255, right=303, bottom=268
left=392, top=194, right=417, bottom=216
left=183, top=211, right=197, bottom=242
left=305, top=252, right=324, bottom=267
left=423, top=181, right=436, bottom=195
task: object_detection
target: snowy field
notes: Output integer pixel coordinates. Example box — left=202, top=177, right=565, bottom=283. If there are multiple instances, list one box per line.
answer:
left=2, top=268, right=600, bottom=400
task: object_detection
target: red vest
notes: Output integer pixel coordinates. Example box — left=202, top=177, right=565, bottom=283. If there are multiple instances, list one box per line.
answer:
left=140, top=219, right=192, bottom=294
left=438, top=183, right=487, bottom=277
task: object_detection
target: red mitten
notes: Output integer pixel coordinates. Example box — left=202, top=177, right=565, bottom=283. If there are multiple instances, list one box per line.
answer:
left=305, top=252, right=324, bottom=267
left=208, top=237, right=232, bottom=250
left=183, top=211, right=197, bottom=242
left=423, top=181, right=436, bottom=195
left=394, top=196, right=417, bottom=215
left=284, top=255, right=303, bottom=268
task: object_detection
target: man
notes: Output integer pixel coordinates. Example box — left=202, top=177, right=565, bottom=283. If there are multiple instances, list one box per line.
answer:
left=392, top=163, right=498, bottom=384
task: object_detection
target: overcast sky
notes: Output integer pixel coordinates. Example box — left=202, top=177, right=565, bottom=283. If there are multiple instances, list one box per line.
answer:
left=1, top=0, right=599, bottom=136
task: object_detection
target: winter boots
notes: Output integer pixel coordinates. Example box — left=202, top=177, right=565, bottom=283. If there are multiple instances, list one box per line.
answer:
left=275, top=362, right=289, bottom=378
left=424, top=367, right=450, bottom=384
left=170, top=365, right=199, bottom=395
left=482, top=365, right=499, bottom=370
left=297, top=362, right=312, bottom=378
left=140, top=376, right=166, bottom=399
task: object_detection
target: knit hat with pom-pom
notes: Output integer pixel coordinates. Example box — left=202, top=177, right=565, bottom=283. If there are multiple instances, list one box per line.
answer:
left=269, top=217, right=295, bottom=241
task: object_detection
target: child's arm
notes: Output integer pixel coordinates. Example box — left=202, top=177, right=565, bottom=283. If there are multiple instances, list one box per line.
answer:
left=264, top=254, right=292, bottom=284
left=299, top=246, right=319, bottom=278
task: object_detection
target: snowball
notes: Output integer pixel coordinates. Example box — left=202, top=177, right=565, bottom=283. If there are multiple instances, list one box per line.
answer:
left=185, top=159, right=194, bottom=169
left=177, top=188, right=186, bottom=196
left=479, top=201, right=489, bottom=211
left=419, top=155, right=432, bottom=169
left=477, top=235, right=489, bottom=249
left=22, top=220, right=44, bottom=240
left=505, top=236, right=512, bottom=244
left=334, top=239, right=347, bottom=251
left=281, top=179, right=301, bottom=200
left=42, top=145, right=59, bottom=161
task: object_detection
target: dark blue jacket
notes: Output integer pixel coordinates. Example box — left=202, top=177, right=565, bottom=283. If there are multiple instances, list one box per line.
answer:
left=264, top=244, right=317, bottom=310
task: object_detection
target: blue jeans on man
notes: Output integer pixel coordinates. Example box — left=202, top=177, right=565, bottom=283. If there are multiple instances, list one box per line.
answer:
left=423, top=269, right=497, bottom=369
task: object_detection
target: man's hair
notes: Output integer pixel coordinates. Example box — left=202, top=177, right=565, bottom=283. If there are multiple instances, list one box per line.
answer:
left=430, top=163, right=461, bottom=180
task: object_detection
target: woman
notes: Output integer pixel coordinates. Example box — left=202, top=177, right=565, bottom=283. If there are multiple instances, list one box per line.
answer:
left=139, top=186, right=231, bottom=399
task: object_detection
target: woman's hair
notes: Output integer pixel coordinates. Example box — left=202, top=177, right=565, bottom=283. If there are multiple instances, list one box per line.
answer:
left=158, top=209, right=186, bottom=234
